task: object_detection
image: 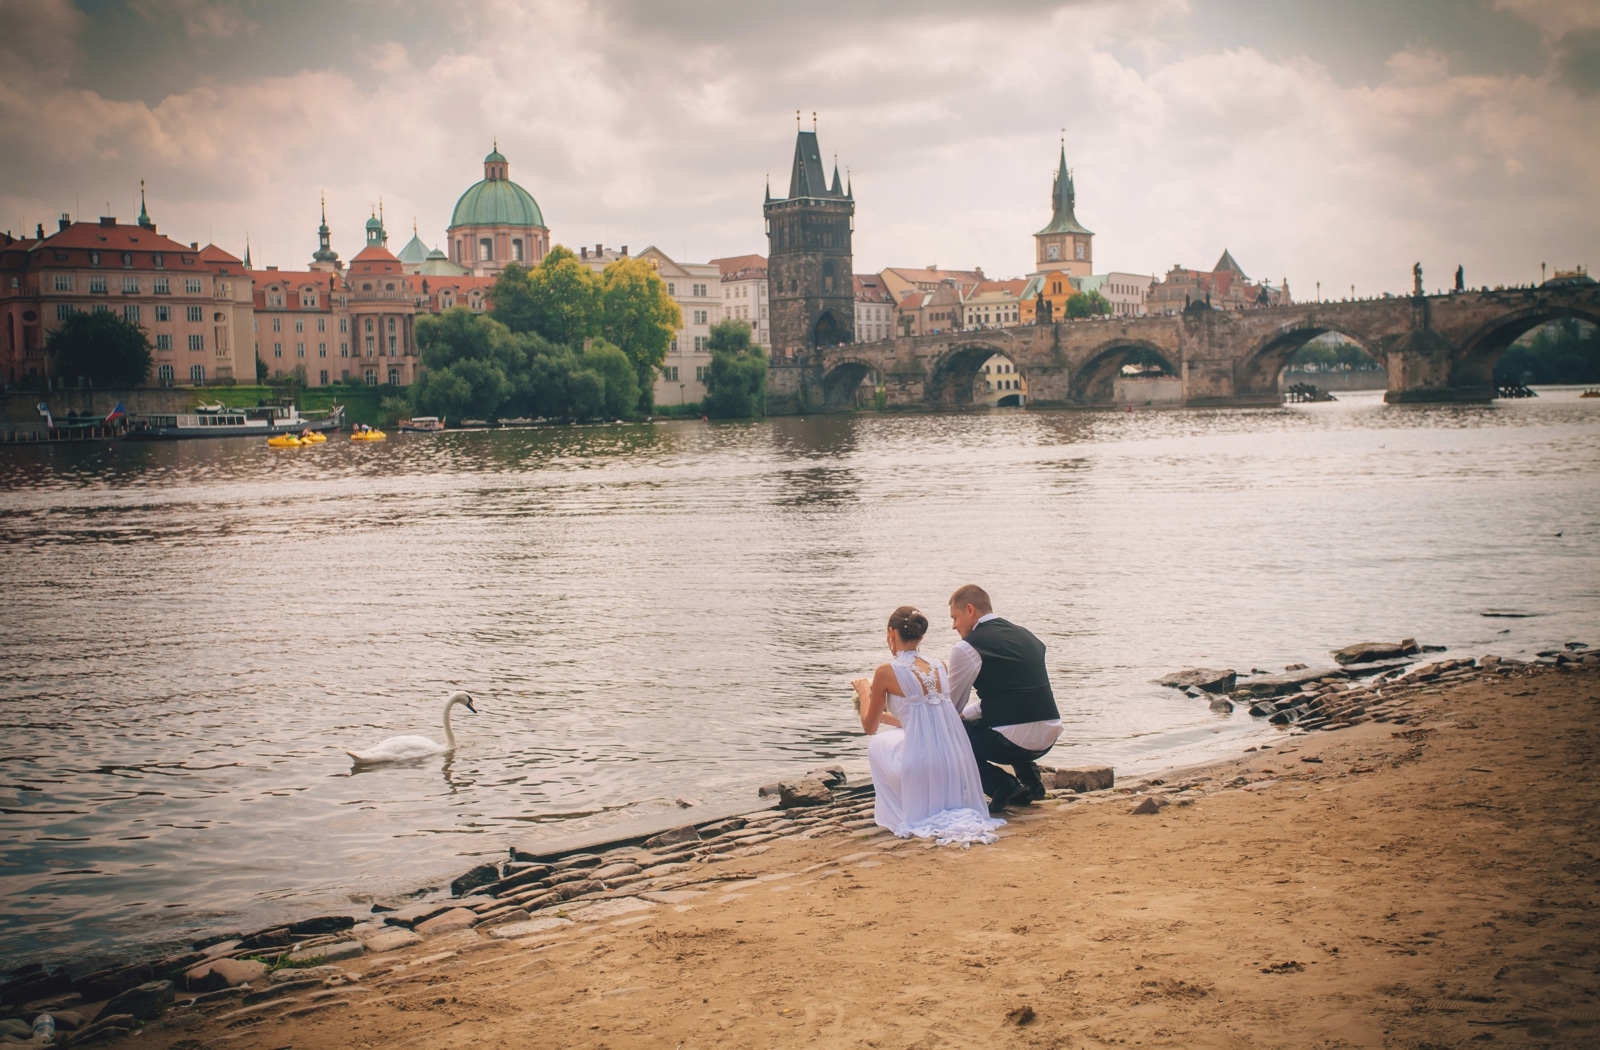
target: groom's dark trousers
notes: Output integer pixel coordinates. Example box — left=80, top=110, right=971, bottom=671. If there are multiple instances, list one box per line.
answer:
left=964, top=721, right=1049, bottom=800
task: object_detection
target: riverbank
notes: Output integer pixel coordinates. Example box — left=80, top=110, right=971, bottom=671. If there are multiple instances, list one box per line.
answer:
left=19, top=659, right=1595, bottom=1047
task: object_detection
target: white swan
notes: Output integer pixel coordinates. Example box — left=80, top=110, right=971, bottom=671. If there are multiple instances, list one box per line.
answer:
left=346, top=691, right=478, bottom=765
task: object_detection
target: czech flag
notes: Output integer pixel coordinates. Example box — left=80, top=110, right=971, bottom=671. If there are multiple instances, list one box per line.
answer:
left=105, top=402, right=127, bottom=424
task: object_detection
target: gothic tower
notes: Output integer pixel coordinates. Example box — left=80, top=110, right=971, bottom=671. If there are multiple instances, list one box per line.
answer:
left=1034, top=145, right=1093, bottom=278
left=765, top=125, right=855, bottom=359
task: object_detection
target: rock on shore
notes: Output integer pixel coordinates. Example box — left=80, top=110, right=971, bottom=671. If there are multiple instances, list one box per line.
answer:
left=1332, top=639, right=1420, bottom=665
left=1152, top=668, right=1237, bottom=693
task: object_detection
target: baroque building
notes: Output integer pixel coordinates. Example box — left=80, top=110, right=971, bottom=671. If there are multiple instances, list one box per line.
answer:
left=446, top=145, right=549, bottom=276
left=764, top=126, right=855, bottom=359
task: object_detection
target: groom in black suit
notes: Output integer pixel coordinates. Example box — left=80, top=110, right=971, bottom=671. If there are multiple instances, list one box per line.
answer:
left=946, top=584, right=1063, bottom=813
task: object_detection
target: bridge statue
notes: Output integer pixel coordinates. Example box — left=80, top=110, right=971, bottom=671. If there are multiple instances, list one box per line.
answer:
left=767, top=280, right=1600, bottom=414
left=1413, top=262, right=1423, bottom=297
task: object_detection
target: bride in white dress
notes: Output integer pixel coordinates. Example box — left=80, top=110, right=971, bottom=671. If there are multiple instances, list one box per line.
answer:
left=851, top=606, right=1004, bottom=846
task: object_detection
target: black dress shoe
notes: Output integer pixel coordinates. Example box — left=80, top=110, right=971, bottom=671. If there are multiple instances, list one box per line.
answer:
left=988, top=782, right=1023, bottom=815
left=1023, top=778, right=1047, bottom=802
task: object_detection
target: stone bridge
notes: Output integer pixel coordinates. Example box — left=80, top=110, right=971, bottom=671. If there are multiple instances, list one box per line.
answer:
left=766, top=283, right=1600, bottom=413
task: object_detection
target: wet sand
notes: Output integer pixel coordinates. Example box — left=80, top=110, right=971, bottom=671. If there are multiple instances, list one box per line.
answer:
left=117, top=664, right=1599, bottom=1048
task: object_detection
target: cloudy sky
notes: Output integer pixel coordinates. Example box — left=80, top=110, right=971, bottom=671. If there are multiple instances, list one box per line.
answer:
left=3, top=0, right=1596, bottom=297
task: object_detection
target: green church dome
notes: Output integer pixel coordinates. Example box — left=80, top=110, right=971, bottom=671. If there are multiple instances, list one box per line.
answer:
left=485, top=147, right=507, bottom=164
left=451, top=176, right=544, bottom=229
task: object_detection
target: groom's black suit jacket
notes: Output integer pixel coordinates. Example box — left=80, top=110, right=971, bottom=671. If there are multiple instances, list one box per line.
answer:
left=966, top=617, right=1059, bottom=727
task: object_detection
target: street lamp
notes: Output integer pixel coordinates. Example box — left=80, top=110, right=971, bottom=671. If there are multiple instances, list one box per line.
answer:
left=1316, top=281, right=1321, bottom=303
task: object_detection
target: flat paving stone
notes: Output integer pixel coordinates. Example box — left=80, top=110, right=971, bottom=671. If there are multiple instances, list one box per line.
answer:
left=361, top=929, right=423, bottom=954
left=562, top=897, right=655, bottom=922
left=489, top=916, right=574, bottom=939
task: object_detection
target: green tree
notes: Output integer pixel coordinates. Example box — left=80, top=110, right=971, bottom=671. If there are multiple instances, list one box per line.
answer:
left=1066, top=290, right=1113, bottom=319
left=582, top=338, right=641, bottom=419
left=413, top=308, right=525, bottom=421
left=491, top=248, right=602, bottom=348
left=702, top=318, right=767, bottom=418
left=45, top=310, right=153, bottom=387
left=255, top=354, right=268, bottom=382
left=600, top=256, right=681, bottom=413
left=1496, top=318, right=1600, bottom=385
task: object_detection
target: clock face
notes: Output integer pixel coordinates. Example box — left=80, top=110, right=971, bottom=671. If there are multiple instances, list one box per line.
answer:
left=1046, top=244, right=1060, bottom=261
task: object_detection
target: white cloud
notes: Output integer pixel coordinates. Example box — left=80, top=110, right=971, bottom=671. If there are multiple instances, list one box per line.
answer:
left=0, top=0, right=1593, bottom=296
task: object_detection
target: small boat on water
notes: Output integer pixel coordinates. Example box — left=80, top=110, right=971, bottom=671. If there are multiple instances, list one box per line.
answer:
left=1581, top=389, right=1599, bottom=399
left=398, top=416, right=445, bottom=433
left=350, top=427, right=387, bottom=441
left=124, top=402, right=344, bottom=441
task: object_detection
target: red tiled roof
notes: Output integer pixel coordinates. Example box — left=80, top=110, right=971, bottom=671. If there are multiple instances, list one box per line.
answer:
left=199, top=243, right=245, bottom=275
left=711, top=254, right=766, bottom=276
left=30, top=221, right=208, bottom=270
left=349, top=244, right=403, bottom=272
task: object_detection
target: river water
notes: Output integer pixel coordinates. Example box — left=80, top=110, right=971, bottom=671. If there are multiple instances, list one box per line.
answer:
left=2, top=389, right=1598, bottom=969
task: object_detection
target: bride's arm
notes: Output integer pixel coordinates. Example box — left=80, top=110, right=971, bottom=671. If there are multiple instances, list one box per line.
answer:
left=855, top=664, right=903, bottom=734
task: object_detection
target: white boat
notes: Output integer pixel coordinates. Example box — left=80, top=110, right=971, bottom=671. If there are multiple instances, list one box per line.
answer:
left=398, top=416, right=445, bottom=433
left=124, top=402, right=345, bottom=441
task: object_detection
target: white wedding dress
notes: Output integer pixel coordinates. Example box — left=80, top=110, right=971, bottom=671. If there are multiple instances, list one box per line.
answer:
left=867, top=650, right=1004, bottom=846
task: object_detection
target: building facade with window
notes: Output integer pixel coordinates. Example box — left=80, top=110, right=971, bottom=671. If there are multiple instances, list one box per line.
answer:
left=1079, top=272, right=1154, bottom=318
left=1145, top=251, right=1290, bottom=315
left=633, top=247, right=720, bottom=408
left=445, top=145, right=549, bottom=277
left=0, top=209, right=250, bottom=388
left=712, top=254, right=770, bottom=349
left=852, top=273, right=895, bottom=343
left=961, top=279, right=1028, bottom=330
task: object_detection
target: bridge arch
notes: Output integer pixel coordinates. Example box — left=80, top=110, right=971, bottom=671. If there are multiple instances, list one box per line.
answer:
left=1450, top=302, right=1600, bottom=390
left=1069, top=339, right=1179, bottom=404
left=925, top=342, right=1020, bottom=408
left=820, top=358, right=881, bottom=410
left=813, top=309, right=848, bottom=350
left=1236, top=322, right=1384, bottom=399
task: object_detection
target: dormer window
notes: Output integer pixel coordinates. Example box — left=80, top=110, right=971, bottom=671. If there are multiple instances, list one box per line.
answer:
left=122, top=252, right=134, bottom=268
left=90, top=251, right=101, bottom=267
left=153, top=253, right=164, bottom=268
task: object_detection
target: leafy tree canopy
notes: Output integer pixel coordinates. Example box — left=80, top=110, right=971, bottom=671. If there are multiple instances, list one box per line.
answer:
left=45, top=310, right=153, bottom=387
left=1065, top=290, right=1113, bottom=319
left=702, top=318, right=767, bottom=418
left=582, top=339, right=641, bottom=420
left=490, top=249, right=603, bottom=348
left=1495, top=318, right=1600, bottom=385
left=600, top=256, right=681, bottom=413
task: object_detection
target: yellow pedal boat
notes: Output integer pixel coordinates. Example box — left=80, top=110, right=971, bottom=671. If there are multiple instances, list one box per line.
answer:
left=266, top=435, right=304, bottom=447
left=300, top=431, right=328, bottom=443
left=350, top=429, right=387, bottom=441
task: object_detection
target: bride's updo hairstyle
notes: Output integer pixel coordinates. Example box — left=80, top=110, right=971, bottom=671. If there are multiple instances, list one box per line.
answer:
left=888, top=606, right=929, bottom=643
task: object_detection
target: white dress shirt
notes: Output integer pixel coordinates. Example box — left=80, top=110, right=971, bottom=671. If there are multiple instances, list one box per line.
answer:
left=947, top=613, right=1063, bottom=752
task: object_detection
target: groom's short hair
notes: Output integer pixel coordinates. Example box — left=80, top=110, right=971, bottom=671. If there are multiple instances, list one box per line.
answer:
left=949, top=584, right=992, bottom=614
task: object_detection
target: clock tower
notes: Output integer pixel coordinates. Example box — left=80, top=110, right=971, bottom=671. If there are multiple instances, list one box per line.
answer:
left=1034, top=145, right=1093, bottom=279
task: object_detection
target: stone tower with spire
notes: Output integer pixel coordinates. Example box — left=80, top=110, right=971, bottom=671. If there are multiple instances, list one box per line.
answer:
left=310, top=195, right=341, bottom=272
left=764, top=120, right=855, bottom=362
left=1034, top=144, right=1093, bottom=278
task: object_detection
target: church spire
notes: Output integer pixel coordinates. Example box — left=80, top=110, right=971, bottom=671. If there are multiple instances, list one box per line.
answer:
left=243, top=232, right=252, bottom=270
left=137, top=179, right=153, bottom=229
left=1033, top=140, right=1093, bottom=238
left=312, top=192, right=339, bottom=266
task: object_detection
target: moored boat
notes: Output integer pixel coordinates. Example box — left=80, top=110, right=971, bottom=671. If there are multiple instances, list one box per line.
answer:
left=398, top=416, right=445, bottom=433
left=124, top=402, right=344, bottom=441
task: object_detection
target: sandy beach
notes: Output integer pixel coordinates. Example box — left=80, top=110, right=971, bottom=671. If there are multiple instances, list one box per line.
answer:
left=36, top=661, right=1600, bottom=1048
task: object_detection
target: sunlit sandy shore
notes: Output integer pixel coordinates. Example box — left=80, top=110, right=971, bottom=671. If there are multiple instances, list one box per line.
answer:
left=48, top=660, right=1594, bottom=1049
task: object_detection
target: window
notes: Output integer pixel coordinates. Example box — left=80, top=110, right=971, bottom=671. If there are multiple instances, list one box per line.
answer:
left=56, top=304, right=73, bottom=320
left=695, top=366, right=709, bottom=381
left=365, top=318, right=373, bottom=333
left=667, top=283, right=676, bottom=295
left=341, top=342, right=349, bottom=357
left=669, top=338, right=678, bottom=353
left=693, top=310, right=707, bottom=325
left=185, top=278, right=203, bottom=294
left=294, top=318, right=304, bottom=333
left=301, top=290, right=316, bottom=307
left=317, top=317, right=326, bottom=333
left=186, top=305, right=203, bottom=322
left=694, top=336, right=706, bottom=352
left=388, top=367, right=400, bottom=386
left=188, top=334, right=204, bottom=351
left=478, top=238, right=493, bottom=261
left=387, top=317, right=395, bottom=332
left=339, top=317, right=349, bottom=334
left=341, top=369, right=350, bottom=381
left=365, top=368, right=377, bottom=386
left=123, top=304, right=140, bottom=322
left=365, top=337, right=375, bottom=356
left=318, top=343, right=327, bottom=357
left=319, top=370, right=328, bottom=385
left=154, top=277, right=170, bottom=294
left=156, top=334, right=173, bottom=350
left=90, top=276, right=108, bottom=294
left=53, top=274, right=72, bottom=291
left=662, top=365, right=679, bottom=381
left=157, top=364, right=175, bottom=383
left=153, top=253, right=164, bottom=268
left=273, top=342, right=283, bottom=358
left=122, top=252, right=134, bottom=268
left=272, top=317, right=281, bottom=332
left=512, top=239, right=524, bottom=261
left=296, top=342, right=305, bottom=358
left=692, top=283, right=707, bottom=296
left=156, top=305, right=170, bottom=322
left=93, top=303, right=110, bottom=314
left=190, top=365, right=206, bottom=384
left=388, top=336, right=397, bottom=354
left=90, top=251, right=101, bottom=267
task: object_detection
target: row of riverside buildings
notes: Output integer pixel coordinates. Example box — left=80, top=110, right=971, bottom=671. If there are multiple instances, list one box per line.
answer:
left=2, top=135, right=1290, bottom=409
